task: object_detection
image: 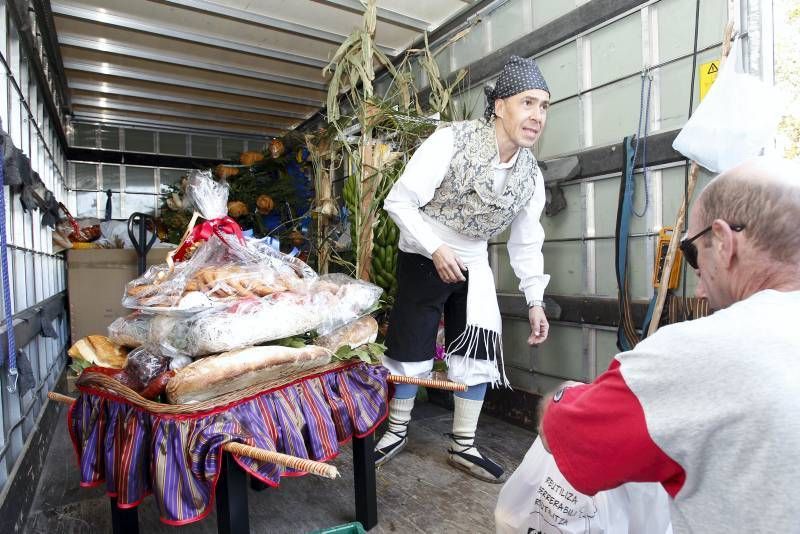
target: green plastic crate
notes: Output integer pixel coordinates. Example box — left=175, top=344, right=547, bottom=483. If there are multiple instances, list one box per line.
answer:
left=311, top=521, right=366, bottom=534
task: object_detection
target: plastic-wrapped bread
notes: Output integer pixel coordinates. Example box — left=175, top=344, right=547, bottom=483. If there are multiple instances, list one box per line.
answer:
left=158, top=276, right=383, bottom=357
left=165, top=345, right=332, bottom=404
left=314, top=316, right=378, bottom=352
left=108, top=312, right=152, bottom=348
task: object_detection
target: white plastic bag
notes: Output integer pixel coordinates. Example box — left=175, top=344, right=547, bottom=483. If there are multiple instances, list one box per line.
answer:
left=495, top=437, right=672, bottom=534
left=672, top=37, right=781, bottom=173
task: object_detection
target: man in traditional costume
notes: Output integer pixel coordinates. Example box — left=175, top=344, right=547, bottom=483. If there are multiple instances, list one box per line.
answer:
left=375, top=56, right=552, bottom=482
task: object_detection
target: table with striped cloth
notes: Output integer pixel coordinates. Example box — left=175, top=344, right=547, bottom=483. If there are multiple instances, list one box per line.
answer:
left=67, top=362, right=388, bottom=526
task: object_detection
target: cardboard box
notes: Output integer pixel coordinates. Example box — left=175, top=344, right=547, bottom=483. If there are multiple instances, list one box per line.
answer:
left=67, top=247, right=172, bottom=342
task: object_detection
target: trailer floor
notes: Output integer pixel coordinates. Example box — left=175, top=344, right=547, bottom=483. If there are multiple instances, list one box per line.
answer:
left=25, top=400, right=535, bottom=533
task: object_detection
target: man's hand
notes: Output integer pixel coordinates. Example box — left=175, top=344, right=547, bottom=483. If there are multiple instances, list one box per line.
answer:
left=528, top=305, right=549, bottom=345
left=432, top=244, right=467, bottom=283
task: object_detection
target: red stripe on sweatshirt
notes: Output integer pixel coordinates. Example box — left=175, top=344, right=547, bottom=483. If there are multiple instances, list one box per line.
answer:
left=542, top=359, right=686, bottom=497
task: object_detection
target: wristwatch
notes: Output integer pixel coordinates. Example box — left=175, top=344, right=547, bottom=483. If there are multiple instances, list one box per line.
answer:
left=529, top=300, right=546, bottom=310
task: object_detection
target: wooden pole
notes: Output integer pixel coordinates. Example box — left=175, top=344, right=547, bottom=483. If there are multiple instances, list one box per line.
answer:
left=223, top=442, right=339, bottom=479
left=387, top=375, right=468, bottom=392
left=647, top=21, right=735, bottom=337
left=647, top=164, right=700, bottom=336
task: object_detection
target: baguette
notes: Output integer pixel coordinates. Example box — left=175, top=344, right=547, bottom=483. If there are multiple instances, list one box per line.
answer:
left=165, top=344, right=331, bottom=404
left=314, top=316, right=378, bottom=352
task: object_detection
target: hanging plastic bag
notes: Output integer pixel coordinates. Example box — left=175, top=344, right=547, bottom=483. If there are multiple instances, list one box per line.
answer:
left=672, top=36, right=781, bottom=174
left=495, top=437, right=672, bottom=534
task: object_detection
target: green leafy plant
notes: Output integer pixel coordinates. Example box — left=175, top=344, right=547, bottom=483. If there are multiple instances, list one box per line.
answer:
left=332, top=342, right=386, bottom=364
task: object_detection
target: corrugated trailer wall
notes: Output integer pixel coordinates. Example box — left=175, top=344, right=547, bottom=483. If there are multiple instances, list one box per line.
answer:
left=64, top=126, right=265, bottom=220
left=374, top=0, right=761, bottom=397
left=474, top=0, right=729, bottom=394
left=0, top=0, right=71, bottom=504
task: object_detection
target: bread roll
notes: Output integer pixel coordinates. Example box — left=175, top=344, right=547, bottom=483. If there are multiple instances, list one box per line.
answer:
left=67, top=335, right=128, bottom=369
left=314, top=316, right=378, bottom=352
left=165, top=344, right=331, bottom=404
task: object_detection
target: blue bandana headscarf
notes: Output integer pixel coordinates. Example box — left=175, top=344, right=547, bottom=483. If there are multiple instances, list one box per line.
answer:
left=484, top=55, right=550, bottom=120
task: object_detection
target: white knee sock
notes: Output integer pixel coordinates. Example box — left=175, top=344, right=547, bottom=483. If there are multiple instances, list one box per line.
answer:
left=450, top=395, right=484, bottom=458
left=375, top=396, right=414, bottom=450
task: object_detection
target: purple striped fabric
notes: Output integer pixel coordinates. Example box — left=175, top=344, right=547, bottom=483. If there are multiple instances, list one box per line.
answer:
left=68, top=363, right=388, bottom=525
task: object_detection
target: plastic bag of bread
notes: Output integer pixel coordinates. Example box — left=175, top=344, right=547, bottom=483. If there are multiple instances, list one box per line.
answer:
left=122, top=232, right=315, bottom=312
left=122, top=171, right=314, bottom=311
left=311, top=275, right=383, bottom=336
left=314, top=316, right=379, bottom=352
left=150, top=275, right=382, bottom=357
left=108, top=312, right=152, bottom=347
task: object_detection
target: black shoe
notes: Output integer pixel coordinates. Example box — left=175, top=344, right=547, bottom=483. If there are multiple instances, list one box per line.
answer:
left=446, top=433, right=507, bottom=483
left=374, top=420, right=409, bottom=467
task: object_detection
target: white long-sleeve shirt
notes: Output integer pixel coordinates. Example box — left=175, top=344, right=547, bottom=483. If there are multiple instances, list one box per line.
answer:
left=383, top=126, right=550, bottom=304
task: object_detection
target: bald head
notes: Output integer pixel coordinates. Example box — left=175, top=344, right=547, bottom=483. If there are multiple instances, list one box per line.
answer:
left=697, top=157, right=800, bottom=265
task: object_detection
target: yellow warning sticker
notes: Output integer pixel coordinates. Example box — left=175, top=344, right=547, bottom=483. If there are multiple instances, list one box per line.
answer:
left=699, top=60, right=719, bottom=101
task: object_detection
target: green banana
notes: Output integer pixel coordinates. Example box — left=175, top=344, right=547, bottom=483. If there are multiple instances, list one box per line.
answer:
left=369, top=207, right=399, bottom=299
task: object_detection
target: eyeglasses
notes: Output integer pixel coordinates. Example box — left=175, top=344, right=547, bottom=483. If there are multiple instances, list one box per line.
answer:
left=679, top=223, right=746, bottom=270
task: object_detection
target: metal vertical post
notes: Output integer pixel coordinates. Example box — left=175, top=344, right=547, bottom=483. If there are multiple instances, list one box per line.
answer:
left=352, top=433, right=377, bottom=530
left=215, top=452, right=250, bottom=534
left=109, top=497, right=140, bottom=534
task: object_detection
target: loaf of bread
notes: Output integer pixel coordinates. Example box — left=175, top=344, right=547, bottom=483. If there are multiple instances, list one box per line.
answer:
left=165, top=344, right=331, bottom=404
left=314, top=316, right=378, bottom=352
left=67, top=335, right=128, bottom=369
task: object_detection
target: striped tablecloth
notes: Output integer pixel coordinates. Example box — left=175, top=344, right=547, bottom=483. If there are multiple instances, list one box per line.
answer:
left=68, top=362, right=388, bottom=526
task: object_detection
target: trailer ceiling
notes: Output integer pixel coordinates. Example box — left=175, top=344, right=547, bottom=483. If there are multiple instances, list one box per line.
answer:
left=51, top=0, right=481, bottom=140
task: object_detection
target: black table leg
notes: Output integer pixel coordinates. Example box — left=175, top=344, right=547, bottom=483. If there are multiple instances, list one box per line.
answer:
left=110, top=497, right=139, bottom=534
left=216, top=452, right=250, bottom=534
left=353, top=432, right=378, bottom=531
left=250, top=477, right=270, bottom=492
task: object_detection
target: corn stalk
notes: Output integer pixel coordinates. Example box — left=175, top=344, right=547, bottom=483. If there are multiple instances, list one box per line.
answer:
left=316, top=0, right=470, bottom=283
left=322, top=0, right=396, bottom=125
left=408, top=33, right=468, bottom=120
left=305, top=129, right=337, bottom=274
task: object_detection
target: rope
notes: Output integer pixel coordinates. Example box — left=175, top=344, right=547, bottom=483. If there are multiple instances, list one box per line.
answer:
left=632, top=70, right=653, bottom=217
left=0, top=143, right=18, bottom=392
left=615, top=136, right=640, bottom=351
left=667, top=296, right=710, bottom=323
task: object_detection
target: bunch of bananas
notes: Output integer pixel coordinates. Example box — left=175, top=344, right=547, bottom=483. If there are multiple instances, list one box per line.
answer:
left=342, top=174, right=359, bottom=249
left=341, top=173, right=399, bottom=300
left=371, top=211, right=399, bottom=299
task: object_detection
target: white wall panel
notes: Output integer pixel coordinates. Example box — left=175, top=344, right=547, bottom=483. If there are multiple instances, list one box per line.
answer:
left=532, top=0, right=574, bottom=29
left=537, top=43, right=579, bottom=101
left=490, top=0, right=532, bottom=51
left=590, top=75, right=641, bottom=147
left=656, top=0, right=728, bottom=61
left=537, top=97, right=581, bottom=157
left=589, top=13, right=642, bottom=88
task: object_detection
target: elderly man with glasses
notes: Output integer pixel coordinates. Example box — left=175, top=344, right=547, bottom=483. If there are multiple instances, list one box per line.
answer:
left=534, top=156, right=800, bottom=534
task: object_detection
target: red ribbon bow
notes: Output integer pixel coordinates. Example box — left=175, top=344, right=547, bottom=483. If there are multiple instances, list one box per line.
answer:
left=173, top=216, right=245, bottom=261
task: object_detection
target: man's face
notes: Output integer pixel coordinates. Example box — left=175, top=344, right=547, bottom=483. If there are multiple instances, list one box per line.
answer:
left=494, top=89, right=549, bottom=148
left=687, top=204, right=730, bottom=310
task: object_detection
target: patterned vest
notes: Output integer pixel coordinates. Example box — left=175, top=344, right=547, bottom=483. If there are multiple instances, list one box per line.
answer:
left=421, top=119, right=538, bottom=240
